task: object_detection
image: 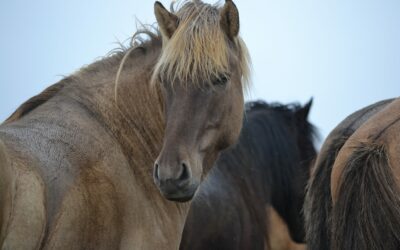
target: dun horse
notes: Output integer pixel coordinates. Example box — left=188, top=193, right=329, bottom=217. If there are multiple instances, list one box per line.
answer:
left=180, top=100, right=318, bottom=250
left=0, top=1, right=250, bottom=249
left=305, top=98, right=400, bottom=250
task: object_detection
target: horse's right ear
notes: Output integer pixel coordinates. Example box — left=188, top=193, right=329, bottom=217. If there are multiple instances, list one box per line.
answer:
left=154, top=1, right=179, bottom=39
left=220, top=0, right=240, bottom=40
left=296, top=98, right=313, bottom=121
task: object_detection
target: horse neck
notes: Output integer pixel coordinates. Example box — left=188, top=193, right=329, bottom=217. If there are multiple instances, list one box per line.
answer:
left=69, top=41, right=200, bottom=249
left=68, top=41, right=165, bottom=188
left=240, top=111, right=302, bottom=205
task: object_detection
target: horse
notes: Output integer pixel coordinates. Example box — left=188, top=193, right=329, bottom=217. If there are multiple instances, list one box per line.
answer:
left=304, top=98, right=400, bottom=250
left=0, top=1, right=251, bottom=249
left=180, top=100, right=318, bottom=250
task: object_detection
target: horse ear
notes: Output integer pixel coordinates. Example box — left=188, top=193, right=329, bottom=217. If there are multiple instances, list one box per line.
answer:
left=296, top=98, right=313, bottom=120
left=220, top=0, right=240, bottom=40
left=154, top=1, right=179, bottom=39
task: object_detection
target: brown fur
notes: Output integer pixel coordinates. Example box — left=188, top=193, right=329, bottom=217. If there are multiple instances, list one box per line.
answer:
left=0, top=0, right=250, bottom=249
left=304, top=98, right=400, bottom=250
left=266, top=206, right=306, bottom=250
left=154, top=2, right=179, bottom=39
left=219, top=0, right=240, bottom=39
left=330, top=98, right=400, bottom=250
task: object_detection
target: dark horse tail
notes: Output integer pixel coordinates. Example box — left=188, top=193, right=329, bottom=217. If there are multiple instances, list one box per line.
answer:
left=332, top=144, right=400, bottom=250
left=304, top=137, right=342, bottom=250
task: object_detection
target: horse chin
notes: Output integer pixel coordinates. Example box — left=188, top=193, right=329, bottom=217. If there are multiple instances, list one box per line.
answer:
left=160, top=185, right=198, bottom=203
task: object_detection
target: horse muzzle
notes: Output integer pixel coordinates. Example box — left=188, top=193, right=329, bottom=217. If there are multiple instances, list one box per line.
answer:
left=153, top=161, right=198, bottom=202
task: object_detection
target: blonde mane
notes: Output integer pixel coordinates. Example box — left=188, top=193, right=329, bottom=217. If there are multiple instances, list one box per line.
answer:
left=151, top=0, right=251, bottom=89
left=112, top=0, right=251, bottom=105
left=114, top=26, right=161, bottom=104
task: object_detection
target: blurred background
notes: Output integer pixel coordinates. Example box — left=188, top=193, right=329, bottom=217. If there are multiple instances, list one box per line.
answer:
left=0, top=0, right=399, bottom=142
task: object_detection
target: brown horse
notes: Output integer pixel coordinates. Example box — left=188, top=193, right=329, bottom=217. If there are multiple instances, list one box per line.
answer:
left=304, top=98, right=400, bottom=250
left=0, top=1, right=250, bottom=249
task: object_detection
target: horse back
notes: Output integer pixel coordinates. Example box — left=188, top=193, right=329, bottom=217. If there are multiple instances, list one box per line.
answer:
left=331, top=98, right=400, bottom=200
left=0, top=95, right=128, bottom=249
left=329, top=98, right=400, bottom=250
left=304, top=98, right=394, bottom=250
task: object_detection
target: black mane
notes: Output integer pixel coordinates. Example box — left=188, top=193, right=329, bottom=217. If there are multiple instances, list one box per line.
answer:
left=181, top=100, right=318, bottom=250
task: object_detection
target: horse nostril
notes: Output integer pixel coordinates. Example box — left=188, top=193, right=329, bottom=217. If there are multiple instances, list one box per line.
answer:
left=179, top=162, right=191, bottom=182
left=154, top=163, right=160, bottom=181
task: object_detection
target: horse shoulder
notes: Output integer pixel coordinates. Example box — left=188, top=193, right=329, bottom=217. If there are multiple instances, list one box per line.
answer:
left=43, top=165, right=124, bottom=249
left=0, top=140, right=46, bottom=249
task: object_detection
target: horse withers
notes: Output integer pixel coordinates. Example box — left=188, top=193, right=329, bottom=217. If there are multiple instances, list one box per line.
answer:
left=0, top=1, right=250, bottom=249
left=180, top=100, right=318, bottom=250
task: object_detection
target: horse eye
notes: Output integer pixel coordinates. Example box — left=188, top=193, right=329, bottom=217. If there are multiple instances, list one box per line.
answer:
left=213, top=75, right=228, bottom=87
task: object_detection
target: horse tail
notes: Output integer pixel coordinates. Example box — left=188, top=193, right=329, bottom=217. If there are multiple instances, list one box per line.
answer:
left=332, top=144, right=400, bottom=250
left=304, top=138, right=343, bottom=250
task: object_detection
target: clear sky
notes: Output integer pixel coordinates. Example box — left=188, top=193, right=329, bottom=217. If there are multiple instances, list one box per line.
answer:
left=0, top=0, right=399, bottom=141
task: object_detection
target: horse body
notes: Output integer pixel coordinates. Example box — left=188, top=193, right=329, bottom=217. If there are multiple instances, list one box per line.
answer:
left=180, top=101, right=317, bottom=250
left=304, top=98, right=398, bottom=250
left=0, top=1, right=250, bottom=249
left=330, top=98, right=400, bottom=250
left=0, top=38, right=184, bottom=250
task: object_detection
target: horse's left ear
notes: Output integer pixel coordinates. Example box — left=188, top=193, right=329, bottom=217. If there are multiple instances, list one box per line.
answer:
left=154, top=1, right=179, bottom=39
left=296, top=98, right=313, bottom=120
left=220, top=0, right=240, bottom=40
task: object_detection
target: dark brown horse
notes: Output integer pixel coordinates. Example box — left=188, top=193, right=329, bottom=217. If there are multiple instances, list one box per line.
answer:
left=0, top=1, right=250, bottom=249
left=305, top=98, right=400, bottom=250
left=180, top=100, right=318, bottom=250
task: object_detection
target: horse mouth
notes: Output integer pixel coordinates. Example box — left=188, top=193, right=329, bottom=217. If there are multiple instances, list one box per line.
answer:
left=158, top=184, right=197, bottom=203
left=165, top=194, right=194, bottom=203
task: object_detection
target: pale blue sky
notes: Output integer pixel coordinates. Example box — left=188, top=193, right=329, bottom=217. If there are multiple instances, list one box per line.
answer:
left=0, top=0, right=399, bottom=140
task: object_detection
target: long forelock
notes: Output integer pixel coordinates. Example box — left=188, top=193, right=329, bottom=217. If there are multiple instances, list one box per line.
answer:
left=152, top=1, right=251, bottom=89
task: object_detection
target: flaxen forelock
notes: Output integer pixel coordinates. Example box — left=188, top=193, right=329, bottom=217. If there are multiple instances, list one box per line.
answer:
left=152, top=0, right=251, bottom=89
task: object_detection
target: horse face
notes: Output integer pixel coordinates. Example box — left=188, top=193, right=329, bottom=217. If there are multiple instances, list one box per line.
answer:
left=152, top=0, right=248, bottom=202
left=154, top=73, right=244, bottom=202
